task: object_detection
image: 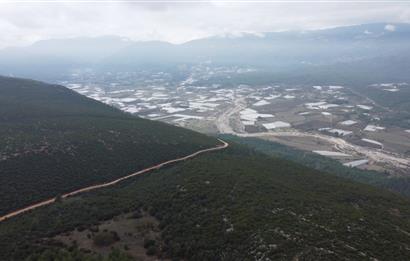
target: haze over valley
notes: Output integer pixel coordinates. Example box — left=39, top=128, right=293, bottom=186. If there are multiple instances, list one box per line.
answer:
left=62, top=62, right=410, bottom=176
left=2, top=2, right=410, bottom=260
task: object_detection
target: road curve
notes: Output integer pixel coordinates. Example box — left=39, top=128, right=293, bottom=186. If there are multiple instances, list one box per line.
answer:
left=0, top=138, right=229, bottom=223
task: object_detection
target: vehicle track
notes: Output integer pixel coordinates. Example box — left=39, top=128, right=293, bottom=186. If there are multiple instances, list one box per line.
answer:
left=0, top=139, right=229, bottom=223
left=216, top=96, right=247, bottom=134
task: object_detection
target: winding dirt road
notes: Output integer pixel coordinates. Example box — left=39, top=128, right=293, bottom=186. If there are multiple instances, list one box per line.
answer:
left=0, top=139, right=229, bottom=223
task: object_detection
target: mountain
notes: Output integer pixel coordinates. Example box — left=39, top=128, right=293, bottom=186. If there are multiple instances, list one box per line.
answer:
left=0, top=36, right=133, bottom=80
left=0, top=76, right=218, bottom=216
left=102, top=23, right=410, bottom=73
left=2, top=76, right=410, bottom=260
left=1, top=23, right=410, bottom=83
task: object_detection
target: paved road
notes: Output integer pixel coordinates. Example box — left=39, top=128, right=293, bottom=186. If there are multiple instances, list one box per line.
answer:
left=0, top=139, right=229, bottom=223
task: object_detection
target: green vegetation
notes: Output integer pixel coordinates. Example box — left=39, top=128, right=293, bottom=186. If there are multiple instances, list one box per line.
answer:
left=2, top=76, right=410, bottom=260
left=223, top=135, right=410, bottom=197
left=2, top=145, right=410, bottom=260
left=355, top=85, right=410, bottom=129
left=0, top=76, right=218, bottom=215
left=92, top=231, right=120, bottom=247
left=26, top=248, right=132, bottom=261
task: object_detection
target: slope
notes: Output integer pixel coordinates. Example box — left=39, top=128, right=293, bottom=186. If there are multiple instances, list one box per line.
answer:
left=223, top=134, right=410, bottom=197
left=1, top=144, right=410, bottom=260
left=0, top=76, right=219, bottom=216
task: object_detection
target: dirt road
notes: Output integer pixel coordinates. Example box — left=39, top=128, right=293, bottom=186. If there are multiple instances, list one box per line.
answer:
left=216, top=96, right=247, bottom=134
left=0, top=139, right=229, bottom=223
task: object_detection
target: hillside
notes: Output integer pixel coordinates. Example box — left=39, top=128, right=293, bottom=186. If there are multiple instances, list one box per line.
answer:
left=0, top=77, right=410, bottom=261
left=223, top=135, right=410, bottom=197
left=2, top=144, right=410, bottom=260
left=2, top=76, right=410, bottom=260
left=0, top=76, right=218, bottom=216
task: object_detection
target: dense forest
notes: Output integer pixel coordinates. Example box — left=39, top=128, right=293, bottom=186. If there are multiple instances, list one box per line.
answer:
left=2, top=76, right=410, bottom=260
left=0, top=76, right=218, bottom=215
left=2, top=144, right=410, bottom=260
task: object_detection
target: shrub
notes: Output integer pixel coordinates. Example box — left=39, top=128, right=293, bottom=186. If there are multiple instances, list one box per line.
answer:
left=92, top=231, right=120, bottom=247
left=146, top=245, right=158, bottom=256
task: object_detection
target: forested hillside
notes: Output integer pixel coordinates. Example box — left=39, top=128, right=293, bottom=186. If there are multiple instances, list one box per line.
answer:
left=2, top=76, right=410, bottom=260
left=2, top=144, right=410, bottom=260
left=223, top=135, right=410, bottom=197
left=0, top=76, right=218, bottom=216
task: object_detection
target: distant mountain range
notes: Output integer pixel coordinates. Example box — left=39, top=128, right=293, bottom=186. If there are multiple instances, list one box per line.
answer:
left=1, top=23, right=410, bottom=83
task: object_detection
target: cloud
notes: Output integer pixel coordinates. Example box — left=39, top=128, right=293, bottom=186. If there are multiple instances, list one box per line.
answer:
left=0, top=1, right=409, bottom=49
left=385, top=24, right=396, bottom=31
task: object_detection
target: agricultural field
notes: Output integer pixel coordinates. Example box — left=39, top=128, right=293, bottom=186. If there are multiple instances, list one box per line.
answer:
left=63, top=65, right=410, bottom=175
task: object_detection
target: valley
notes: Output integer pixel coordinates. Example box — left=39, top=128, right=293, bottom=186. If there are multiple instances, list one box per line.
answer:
left=64, top=67, right=410, bottom=176
left=2, top=19, right=410, bottom=260
left=2, top=65, right=410, bottom=261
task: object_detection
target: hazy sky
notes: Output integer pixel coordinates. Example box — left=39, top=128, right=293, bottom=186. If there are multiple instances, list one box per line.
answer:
left=0, top=0, right=410, bottom=48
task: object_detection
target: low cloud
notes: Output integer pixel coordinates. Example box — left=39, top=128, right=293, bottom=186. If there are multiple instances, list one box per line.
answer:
left=0, top=1, right=409, bottom=49
left=385, top=24, right=396, bottom=31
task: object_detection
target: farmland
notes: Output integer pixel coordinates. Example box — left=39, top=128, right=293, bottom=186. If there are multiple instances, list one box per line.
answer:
left=64, top=66, right=410, bottom=175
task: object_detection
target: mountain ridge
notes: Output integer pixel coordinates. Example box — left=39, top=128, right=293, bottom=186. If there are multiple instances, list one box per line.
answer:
left=0, top=75, right=219, bottom=216
left=1, top=23, right=410, bottom=83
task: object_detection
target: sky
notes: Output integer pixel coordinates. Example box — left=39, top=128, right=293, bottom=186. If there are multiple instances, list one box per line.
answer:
left=0, top=0, right=410, bottom=48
